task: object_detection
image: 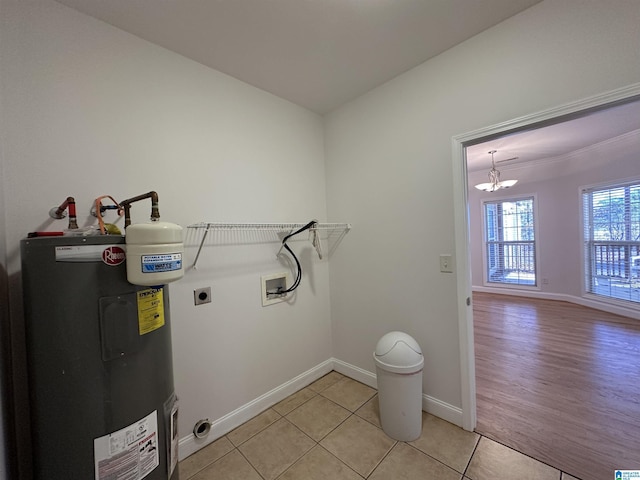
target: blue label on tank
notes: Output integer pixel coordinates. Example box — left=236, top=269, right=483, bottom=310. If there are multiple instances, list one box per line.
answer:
left=141, top=253, right=182, bottom=273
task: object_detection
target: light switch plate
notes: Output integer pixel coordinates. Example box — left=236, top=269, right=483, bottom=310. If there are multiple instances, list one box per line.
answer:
left=439, top=254, right=454, bottom=273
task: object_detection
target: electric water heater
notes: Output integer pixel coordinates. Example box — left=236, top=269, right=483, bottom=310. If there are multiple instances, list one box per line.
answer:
left=21, top=235, right=180, bottom=480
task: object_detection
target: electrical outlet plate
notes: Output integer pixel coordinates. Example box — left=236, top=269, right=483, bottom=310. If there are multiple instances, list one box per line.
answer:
left=261, top=272, right=289, bottom=307
left=194, top=287, right=211, bottom=305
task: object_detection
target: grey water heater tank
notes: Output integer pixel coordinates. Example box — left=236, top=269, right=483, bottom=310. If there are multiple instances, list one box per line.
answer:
left=21, top=235, right=179, bottom=480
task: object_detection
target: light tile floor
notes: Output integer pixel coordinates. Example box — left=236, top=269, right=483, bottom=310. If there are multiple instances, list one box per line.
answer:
left=179, top=371, right=581, bottom=480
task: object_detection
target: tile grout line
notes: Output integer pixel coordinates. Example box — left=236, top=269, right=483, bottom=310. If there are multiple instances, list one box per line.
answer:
left=184, top=373, right=348, bottom=480
left=473, top=432, right=575, bottom=479
left=315, top=440, right=367, bottom=480
left=242, top=377, right=345, bottom=480
left=277, top=379, right=383, bottom=479
left=235, top=444, right=266, bottom=480
left=272, top=379, right=370, bottom=479
left=363, top=435, right=398, bottom=479
left=183, top=370, right=579, bottom=480
left=461, top=433, right=482, bottom=478
left=402, top=441, right=469, bottom=478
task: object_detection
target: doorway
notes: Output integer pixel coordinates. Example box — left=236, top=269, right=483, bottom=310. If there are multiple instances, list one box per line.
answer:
left=451, top=82, right=640, bottom=451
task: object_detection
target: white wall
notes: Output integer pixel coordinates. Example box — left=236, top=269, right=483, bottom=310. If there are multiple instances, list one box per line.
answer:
left=469, top=131, right=640, bottom=302
left=0, top=1, right=13, bottom=475
left=0, top=7, right=9, bottom=470
left=1, top=0, right=331, bottom=474
left=3, top=0, right=640, bottom=476
left=325, top=0, right=640, bottom=414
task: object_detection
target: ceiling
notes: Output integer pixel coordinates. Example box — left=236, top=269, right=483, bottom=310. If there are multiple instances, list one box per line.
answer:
left=53, top=0, right=638, bottom=171
left=466, top=99, right=640, bottom=172
left=55, top=0, right=542, bottom=114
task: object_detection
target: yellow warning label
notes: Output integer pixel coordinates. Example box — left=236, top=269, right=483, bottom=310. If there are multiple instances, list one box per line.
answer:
left=137, top=288, right=165, bottom=335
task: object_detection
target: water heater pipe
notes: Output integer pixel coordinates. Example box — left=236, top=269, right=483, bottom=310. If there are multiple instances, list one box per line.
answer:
left=49, top=196, right=78, bottom=230
left=119, top=191, right=160, bottom=228
left=93, top=195, right=123, bottom=234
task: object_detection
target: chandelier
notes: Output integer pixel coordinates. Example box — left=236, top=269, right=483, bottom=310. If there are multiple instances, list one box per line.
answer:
left=474, top=150, right=518, bottom=192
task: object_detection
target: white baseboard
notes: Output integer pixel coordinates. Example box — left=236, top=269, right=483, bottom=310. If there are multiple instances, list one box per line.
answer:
left=331, top=357, right=377, bottom=388
left=332, top=358, right=463, bottom=428
left=472, top=285, right=640, bottom=320
left=423, top=395, right=463, bottom=427
left=178, top=358, right=334, bottom=460
left=179, top=357, right=464, bottom=461
left=574, top=295, right=640, bottom=321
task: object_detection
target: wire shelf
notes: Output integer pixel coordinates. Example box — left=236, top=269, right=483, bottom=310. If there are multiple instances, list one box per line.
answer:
left=187, top=222, right=351, bottom=231
left=186, top=222, right=351, bottom=269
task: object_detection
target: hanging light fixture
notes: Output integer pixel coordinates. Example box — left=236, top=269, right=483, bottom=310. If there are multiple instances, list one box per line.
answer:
left=474, top=150, right=518, bottom=192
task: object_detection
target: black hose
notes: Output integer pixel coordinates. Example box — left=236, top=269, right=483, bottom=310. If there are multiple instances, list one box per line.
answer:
left=277, top=220, right=317, bottom=295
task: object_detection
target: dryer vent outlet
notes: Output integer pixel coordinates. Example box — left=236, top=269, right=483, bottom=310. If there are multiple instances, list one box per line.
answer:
left=193, top=419, right=211, bottom=438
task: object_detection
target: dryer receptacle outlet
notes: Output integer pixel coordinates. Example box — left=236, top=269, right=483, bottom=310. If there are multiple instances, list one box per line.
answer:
left=194, top=287, right=212, bottom=305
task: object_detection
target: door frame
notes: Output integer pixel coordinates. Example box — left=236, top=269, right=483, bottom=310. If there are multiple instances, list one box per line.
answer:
left=451, top=82, right=640, bottom=431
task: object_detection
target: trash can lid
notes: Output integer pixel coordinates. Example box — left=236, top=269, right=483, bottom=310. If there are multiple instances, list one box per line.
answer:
left=373, top=331, right=424, bottom=374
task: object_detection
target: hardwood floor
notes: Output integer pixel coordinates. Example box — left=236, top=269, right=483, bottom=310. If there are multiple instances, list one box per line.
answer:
left=473, top=292, right=640, bottom=480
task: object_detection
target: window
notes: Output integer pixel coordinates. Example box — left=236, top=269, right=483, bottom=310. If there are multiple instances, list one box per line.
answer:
left=483, top=197, right=536, bottom=286
left=582, top=181, right=640, bottom=304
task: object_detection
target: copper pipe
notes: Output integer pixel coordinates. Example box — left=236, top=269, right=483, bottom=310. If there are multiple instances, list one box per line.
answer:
left=119, top=191, right=160, bottom=227
left=51, top=196, right=78, bottom=229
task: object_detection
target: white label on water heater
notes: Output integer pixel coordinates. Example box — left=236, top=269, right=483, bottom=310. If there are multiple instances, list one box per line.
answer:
left=55, top=245, right=122, bottom=263
left=141, top=253, right=182, bottom=273
left=94, top=410, right=159, bottom=480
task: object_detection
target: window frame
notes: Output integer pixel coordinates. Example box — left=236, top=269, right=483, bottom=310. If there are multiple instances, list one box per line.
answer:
left=581, top=177, right=640, bottom=308
left=481, top=194, right=540, bottom=290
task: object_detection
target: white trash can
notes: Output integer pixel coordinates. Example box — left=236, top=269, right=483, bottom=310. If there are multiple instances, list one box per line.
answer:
left=373, top=331, right=424, bottom=441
